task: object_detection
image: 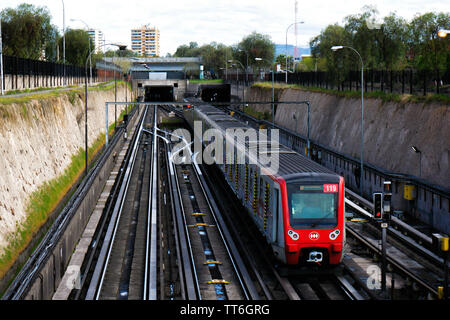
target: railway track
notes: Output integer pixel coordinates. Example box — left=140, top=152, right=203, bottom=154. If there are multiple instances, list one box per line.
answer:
left=159, top=119, right=260, bottom=300
left=286, top=271, right=365, bottom=300
left=344, top=189, right=447, bottom=299
left=75, top=105, right=157, bottom=300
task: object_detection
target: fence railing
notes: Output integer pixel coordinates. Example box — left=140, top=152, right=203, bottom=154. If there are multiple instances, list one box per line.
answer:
left=0, top=55, right=123, bottom=92
left=224, top=68, right=450, bottom=96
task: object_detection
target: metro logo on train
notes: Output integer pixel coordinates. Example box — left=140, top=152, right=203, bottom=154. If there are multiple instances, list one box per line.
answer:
left=309, top=231, right=320, bottom=241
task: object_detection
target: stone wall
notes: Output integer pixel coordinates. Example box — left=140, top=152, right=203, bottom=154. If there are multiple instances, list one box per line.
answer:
left=0, top=86, right=128, bottom=252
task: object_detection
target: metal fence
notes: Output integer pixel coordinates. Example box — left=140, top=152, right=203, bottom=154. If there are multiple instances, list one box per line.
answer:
left=2, top=55, right=92, bottom=77
left=279, top=69, right=450, bottom=96
left=225, top=68, right=450, bottom=96
left=1, top=55, right=124, bottom=92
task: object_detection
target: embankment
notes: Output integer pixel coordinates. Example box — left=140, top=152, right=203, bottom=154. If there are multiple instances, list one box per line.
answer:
left=0, top=84, right=128, bottom=276
left=245, top=85, right=449, bottom=190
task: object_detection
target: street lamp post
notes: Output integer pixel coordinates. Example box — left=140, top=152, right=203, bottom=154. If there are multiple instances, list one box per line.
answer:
left=0, top=17, right=4, bottom=95
left=229, top=59, right=246, bottom=101
left=62, top=0, right=66, bottom=86
left=331, top=45, right=364, bottom=195
left=255, top=57, right=275, bottom=127
left=285, top=21, right=304, bottom=83
left=238, top=49, right=249, bottom=84
left=84, top=43, right=126, bottom=176
left=70, top=18, right=92, bottom=85
left=411, top=146, right=422, bottom=178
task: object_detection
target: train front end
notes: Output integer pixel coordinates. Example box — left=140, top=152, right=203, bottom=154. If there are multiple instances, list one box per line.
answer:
left=281, top=174, right=345, bottom=267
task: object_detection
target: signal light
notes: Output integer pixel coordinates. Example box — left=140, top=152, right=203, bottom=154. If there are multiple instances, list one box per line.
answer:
left=373, top=193, right=383, bottom=220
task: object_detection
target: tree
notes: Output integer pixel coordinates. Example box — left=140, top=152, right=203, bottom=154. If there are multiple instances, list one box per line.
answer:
left=236, top=32, right=275, bottom=71
left=408, top=12, right=450, bottom=73
left=309, top=23, right=351, bottom=84
left=344, top=7, right=409, bottom=70
left=0, top=3, right=59, bottom=60
left=58, top=29, right=93, bottom=66
left=375, top=13, right=409, bottom=70
left=296, top=56, right=327, bottom=72
left=173, top=41, right=233, bottom=78
left=275, top=54, right=293, bottom=71
left=343, top=5, right=379, bottom=69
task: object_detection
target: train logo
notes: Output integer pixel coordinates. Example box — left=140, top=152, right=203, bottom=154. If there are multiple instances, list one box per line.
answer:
left=309, top=231, right=320, bottom=241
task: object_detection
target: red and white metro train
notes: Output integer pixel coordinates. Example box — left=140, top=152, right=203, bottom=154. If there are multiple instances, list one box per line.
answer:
left=183, top=103, right=345, bottom=267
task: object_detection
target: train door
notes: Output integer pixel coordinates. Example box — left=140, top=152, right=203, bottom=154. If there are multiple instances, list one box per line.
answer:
left=271, top=183, right=285, bottom=262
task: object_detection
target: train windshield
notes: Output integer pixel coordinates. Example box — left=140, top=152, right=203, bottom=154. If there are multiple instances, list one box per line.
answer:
left=288, top=185, right=338, bottom=229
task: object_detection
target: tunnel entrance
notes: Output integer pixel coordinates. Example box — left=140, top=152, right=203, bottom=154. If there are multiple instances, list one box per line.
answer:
left=199, top=84, right=230, bottom=103
left=145, top=85, right=174, bottom=102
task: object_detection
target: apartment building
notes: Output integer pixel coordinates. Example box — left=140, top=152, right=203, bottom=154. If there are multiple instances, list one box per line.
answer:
left=87, top=29, right=105, bottom=53
left=131, top=24, right=160, bottom=57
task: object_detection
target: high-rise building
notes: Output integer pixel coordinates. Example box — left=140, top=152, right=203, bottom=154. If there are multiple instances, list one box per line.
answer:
left=87, top=29, right=105, bottom=53
left=131, top=24, right=160, bottom=57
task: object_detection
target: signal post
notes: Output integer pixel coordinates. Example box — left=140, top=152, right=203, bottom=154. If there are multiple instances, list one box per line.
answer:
left=373, top=181, right=392, bottom=296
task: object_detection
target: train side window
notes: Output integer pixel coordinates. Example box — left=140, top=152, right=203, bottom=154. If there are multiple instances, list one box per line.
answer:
left=252, top=170, right=258, bottom=215
left=263, top=182, right=270, bottom=230
left=244, top=164, right=249, bottom=201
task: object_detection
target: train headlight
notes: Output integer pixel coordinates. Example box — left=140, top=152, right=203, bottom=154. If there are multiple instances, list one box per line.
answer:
left=329, top=229, right=340, bottom=240
left=288, top=229, right=299, bottom=241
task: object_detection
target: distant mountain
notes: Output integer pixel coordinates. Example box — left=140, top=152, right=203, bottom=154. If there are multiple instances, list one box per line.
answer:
left=275, top=44, right=310, bottom=59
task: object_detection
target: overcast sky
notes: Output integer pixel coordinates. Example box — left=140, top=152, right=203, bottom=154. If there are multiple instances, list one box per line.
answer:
left=1, top=0, right=448, bottom=56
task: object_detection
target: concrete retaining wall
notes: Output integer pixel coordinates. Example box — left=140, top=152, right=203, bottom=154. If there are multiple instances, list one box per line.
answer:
left=23, top=107, right=142, bottom=300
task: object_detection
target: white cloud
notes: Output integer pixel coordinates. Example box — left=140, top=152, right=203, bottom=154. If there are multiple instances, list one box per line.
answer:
left=1, top=0, right=448, bottom=56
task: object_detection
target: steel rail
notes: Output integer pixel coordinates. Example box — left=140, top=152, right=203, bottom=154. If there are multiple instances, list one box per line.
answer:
left=334, top=274, right=365, bottom=300
left=85, top=106, right=149, bottom=300
left=346, top=224, right=438, bottom=297
left=191, top=152, right=261, bottom=300
left=345, top=189, right=448, bottom=268
left=162, top=128, right=201, bottom=300
left=144, top=105, right=159, bottom=300
left=73, top=107, right=142, bottom=300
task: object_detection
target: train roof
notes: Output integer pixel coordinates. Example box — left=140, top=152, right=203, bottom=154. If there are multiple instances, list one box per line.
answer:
left=191, top=103, right=340, bottom=179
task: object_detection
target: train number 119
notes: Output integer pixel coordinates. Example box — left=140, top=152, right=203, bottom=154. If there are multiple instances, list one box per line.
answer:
left=323, top=184, right=338, bottom=193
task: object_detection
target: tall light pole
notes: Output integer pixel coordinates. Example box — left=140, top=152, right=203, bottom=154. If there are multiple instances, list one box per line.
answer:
left=238, top=49, right=249, bottom=84
left=285, top=21, right=304, bottom=83
left=255, top=57, right=275, bottom=127
left=84, top=43, right=126, bottom=176
left=70, top=18, right=92, bottom=85
left=331, top=45, right=364, bottom=195
left=229, top=59, right=246, bottom=101
left=0, top=17, right=4, bottom=95
left=411, top=146, right=422, bottom=178
left=62, top=0, right=66, bottom=86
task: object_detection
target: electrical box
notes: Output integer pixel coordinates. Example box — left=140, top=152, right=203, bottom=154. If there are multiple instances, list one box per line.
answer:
left=404, top=184, right=416, bottom=200
left=432, top=233, right=449, bottom=252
